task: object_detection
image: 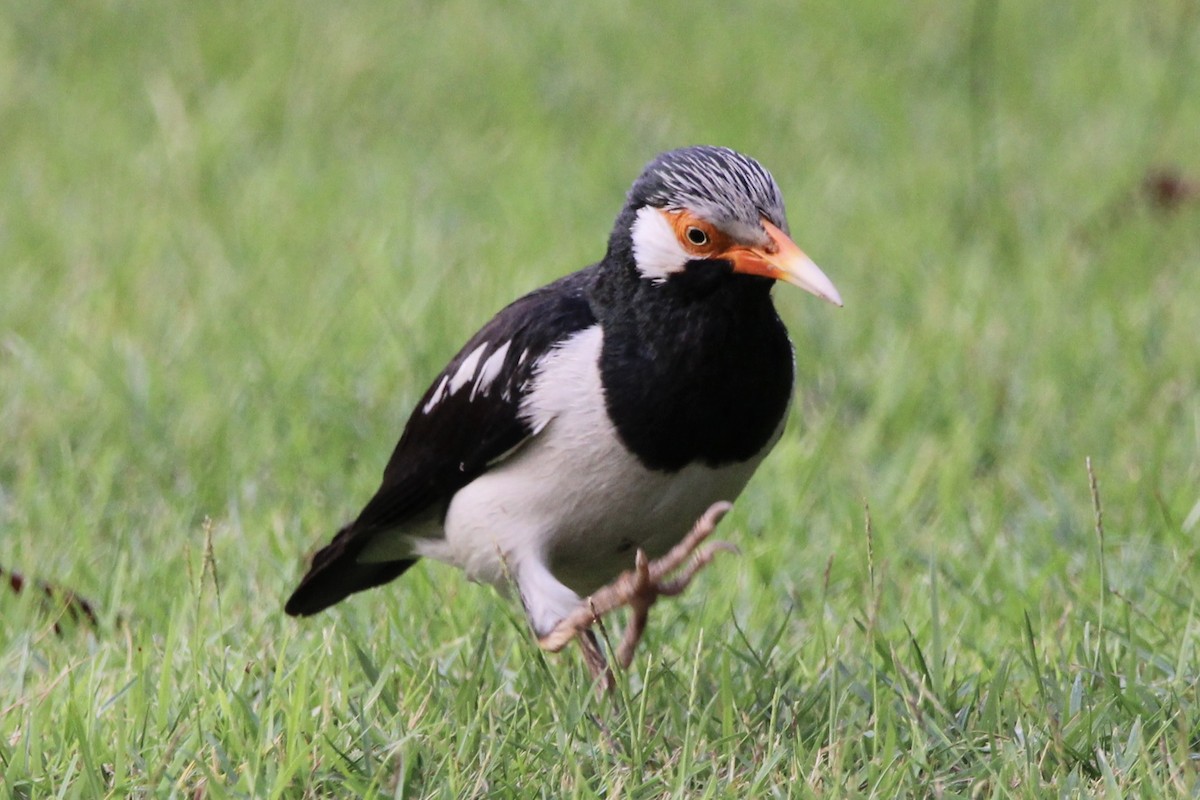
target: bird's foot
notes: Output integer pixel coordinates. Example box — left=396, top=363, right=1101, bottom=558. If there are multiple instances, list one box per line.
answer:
left=539, top=501, right=737, bottom=678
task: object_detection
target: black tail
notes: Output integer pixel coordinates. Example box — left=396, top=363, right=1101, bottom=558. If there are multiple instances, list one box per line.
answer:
left=284, top=524, right=417, bottom=616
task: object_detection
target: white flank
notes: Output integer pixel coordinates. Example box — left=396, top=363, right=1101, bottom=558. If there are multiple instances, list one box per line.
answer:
left=629, top=206, right=689, bottom=283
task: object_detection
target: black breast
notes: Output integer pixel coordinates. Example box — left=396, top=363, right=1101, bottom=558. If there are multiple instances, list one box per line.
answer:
left=595, top=265, right=794, bottom=472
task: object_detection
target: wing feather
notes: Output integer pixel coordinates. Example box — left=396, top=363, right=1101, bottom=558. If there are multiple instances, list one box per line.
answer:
left=285, top=267, right=597, bottom=615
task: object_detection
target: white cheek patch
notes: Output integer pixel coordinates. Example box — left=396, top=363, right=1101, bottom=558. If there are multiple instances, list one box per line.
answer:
left=630, top=207, right=689, bottom=284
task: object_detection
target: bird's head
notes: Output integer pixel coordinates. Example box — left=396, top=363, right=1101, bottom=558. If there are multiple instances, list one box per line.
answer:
left=614, top=146, right=842, bottom=306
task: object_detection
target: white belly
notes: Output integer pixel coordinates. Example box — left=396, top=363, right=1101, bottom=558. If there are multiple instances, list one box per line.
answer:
left=411, top=325, right=776, bottom=595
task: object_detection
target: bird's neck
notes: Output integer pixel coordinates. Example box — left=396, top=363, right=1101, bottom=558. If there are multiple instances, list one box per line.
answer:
left=588, top=246, right=794, bottom=472
left=592, top=211, right=778, bottom=333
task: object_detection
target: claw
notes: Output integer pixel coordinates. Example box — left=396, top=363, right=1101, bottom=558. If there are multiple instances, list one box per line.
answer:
left=538, top=500, right=738, bottom=684
left=657, top=540, right=737, bottom=596
left=634, top=548, right=650, bottom=586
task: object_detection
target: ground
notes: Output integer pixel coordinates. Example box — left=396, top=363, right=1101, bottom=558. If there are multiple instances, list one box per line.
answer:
left=2, top=1, right=1199, bottom=797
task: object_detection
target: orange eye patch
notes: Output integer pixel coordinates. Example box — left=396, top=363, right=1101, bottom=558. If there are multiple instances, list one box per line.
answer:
left=661, top=210, right=731, bottom=257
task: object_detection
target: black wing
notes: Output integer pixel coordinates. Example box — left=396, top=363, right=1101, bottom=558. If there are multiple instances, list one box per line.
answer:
left=285, top=267, right=597, bottom=616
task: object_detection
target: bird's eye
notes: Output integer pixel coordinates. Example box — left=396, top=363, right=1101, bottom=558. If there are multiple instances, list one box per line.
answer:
left=685, top=226, right=709, bottom=246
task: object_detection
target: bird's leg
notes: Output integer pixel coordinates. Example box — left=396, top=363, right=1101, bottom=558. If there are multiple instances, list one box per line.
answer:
left=577, top=628, right=615, bottom=693
left=539, top=501, right=737, bottom=671
left=614, top=552, right=653, bottom=669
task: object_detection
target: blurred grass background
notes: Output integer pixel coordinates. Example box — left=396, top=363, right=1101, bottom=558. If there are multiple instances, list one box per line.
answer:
left=2, top=1, right=1199, bottom=796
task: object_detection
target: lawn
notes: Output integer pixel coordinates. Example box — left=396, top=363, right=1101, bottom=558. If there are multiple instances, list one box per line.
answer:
left=2, top=1, right=1200, bottom=796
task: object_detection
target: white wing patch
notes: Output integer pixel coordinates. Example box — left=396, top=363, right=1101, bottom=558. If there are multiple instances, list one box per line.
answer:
left=424, top=340, right=518, bottom=414
left=449, top=343, right=488, bottom=394
left=422, top=374, right=451, bottom=414
left=471, top=341, right=511, bottom=400
left=629, top=206, right=689, bottom=284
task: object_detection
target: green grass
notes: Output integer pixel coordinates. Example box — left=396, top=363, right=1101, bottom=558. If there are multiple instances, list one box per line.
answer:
left=3, top=0, right=1200, bottom=796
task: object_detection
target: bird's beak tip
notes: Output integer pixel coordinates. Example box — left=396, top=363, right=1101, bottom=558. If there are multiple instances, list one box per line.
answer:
left=784, top=254, right=843, bottom=308
left=755, top=220, right=843, bottom=308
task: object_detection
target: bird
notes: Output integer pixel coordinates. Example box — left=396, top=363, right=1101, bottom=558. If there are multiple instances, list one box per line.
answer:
left=285, top=145, right=842, bottom=686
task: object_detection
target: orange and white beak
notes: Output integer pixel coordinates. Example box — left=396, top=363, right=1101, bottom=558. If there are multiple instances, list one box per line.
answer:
left=727, top=220, right=843, bottom=307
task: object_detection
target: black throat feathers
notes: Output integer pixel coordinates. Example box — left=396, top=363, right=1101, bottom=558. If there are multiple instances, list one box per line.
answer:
left=589, top=232, right=795, bottom=472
